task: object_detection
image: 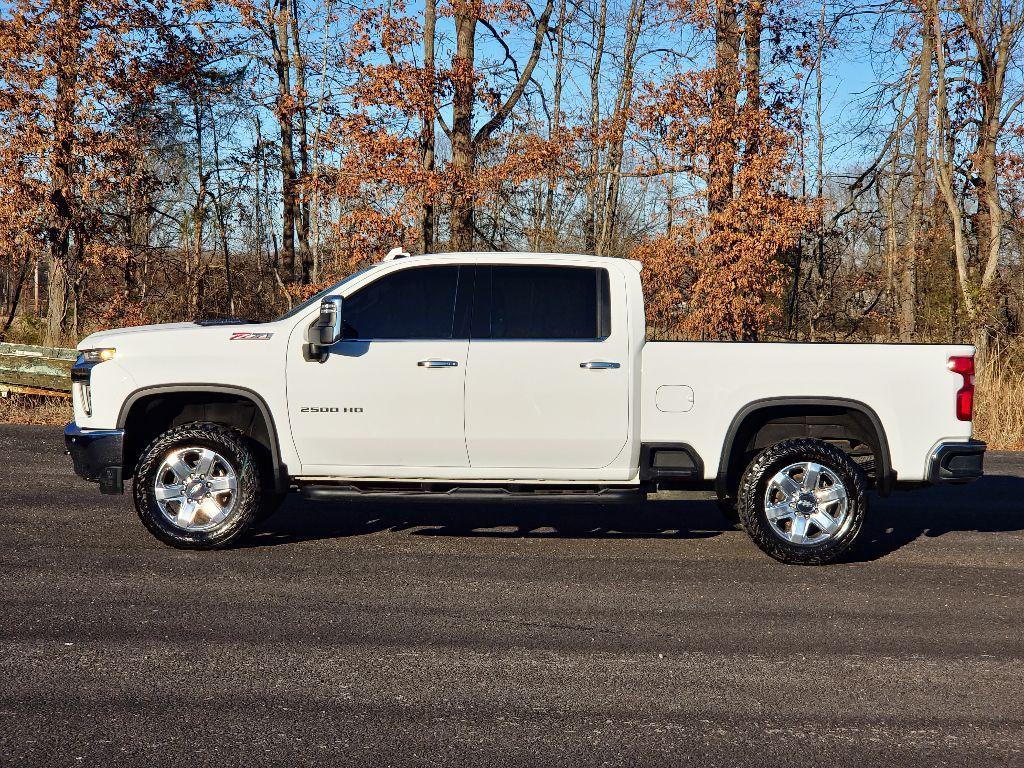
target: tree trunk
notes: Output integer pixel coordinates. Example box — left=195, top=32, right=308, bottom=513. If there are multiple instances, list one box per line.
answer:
left=211, top=120, right=235, bottom=316
left=743, top=0, right=762, bottom=109
left=707, top=0, right=740, bottom=214
left=289, top=0, right=312, bottom=282
left=189, top=98, right=208, bottom=318
left=741, top=0, right=763, bottom=166
left=273, top=0, right=297, bottom=278
left=882, top=155, right=901, bottom=336
left=812, top=0, right=826, bottom=339
left=125, top=177, right=152, bottom=305
left=743, top=0, right=763, bottom=162
left=307, top=0, right=335, bottom=279
left=585, top=0, right=607, bottom=252
left=1, top=252, right=31, bottom=339
left=903, top=4, right=934, bottom=342
left=420, top=0, right=437, bottom=253
left=953, top=0, right=1020, bottom=324
left=598, top=0, right=644, bottom=256
left=542, top=0, right=568, bottom=250
left=45, top=0, right=84, bottom=346
left=930, top=2, right=973, bottom=318
left=975, top=87, right=1004, bottom=294
left=959, top=0, right=1018, bottom=298
left=449, top=0, right=553, bottom=251
left=45, top=255, right=71, bottom=345
left=450, top=3, right=477, bottom=251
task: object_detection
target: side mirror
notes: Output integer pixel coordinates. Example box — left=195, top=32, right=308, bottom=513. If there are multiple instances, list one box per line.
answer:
left=307, top=296, right=343, bottom=361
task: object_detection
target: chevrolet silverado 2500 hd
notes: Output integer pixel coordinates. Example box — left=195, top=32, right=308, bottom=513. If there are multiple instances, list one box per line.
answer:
left=65, top=252, right=985, bottom=564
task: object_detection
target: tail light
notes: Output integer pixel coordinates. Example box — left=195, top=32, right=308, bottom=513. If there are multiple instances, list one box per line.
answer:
left=948, top=356, right=974, bottom=421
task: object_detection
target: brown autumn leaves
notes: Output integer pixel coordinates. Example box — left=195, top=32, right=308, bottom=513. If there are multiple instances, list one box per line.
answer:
left=318, top=0, right=817, bottom=340
left=0, top=0, right=1021, bottom=347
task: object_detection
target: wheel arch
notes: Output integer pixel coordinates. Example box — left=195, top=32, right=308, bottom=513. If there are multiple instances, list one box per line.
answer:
left=118, top=384, right=288, bottom=492
left=716, top=397, right=894, bottom=497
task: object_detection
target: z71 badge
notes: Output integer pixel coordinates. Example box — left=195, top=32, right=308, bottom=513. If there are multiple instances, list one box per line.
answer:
left=230, top=332, right=274, bottom=340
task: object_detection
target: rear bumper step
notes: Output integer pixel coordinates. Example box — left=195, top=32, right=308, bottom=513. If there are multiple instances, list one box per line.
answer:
left=928, top=440, right=986, bottom=483
left=300, top=483, right=641, bottom=504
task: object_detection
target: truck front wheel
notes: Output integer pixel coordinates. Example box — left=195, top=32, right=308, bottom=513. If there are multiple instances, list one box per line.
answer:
left=737, top=438, right=867, bottom=565
left=132, top=422, right=262, bottom=549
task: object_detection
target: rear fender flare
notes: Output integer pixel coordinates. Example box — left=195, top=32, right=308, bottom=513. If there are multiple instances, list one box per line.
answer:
left=716, top=396, right=894, bottom=496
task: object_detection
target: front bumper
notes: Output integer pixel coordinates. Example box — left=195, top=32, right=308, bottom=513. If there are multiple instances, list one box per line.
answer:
left=928, top=440, right=986, bottom=483
left=64, top=422, right=124, bottom=494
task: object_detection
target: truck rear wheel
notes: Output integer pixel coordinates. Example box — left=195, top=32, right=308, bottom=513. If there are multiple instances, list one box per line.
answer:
left=132, top=422, right=262, bottom=549
left=737, top=438, right=867, bottom=565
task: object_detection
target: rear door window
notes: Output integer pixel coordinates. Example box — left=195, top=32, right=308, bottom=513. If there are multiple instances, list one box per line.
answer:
left=473, top=266, right=611, bottom=340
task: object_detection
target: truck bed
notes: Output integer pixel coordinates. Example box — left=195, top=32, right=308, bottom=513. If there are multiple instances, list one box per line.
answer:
left=640, top=342, right=974, bottom=483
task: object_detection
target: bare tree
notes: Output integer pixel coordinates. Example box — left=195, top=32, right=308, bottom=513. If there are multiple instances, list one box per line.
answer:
left=596, top=0, right=645, bottom=255
left=271, top=0, right=298, bottom=278
left=708, top=0, right=741, bottom=214
left=448, top=0, right=555, bottom=250
left=420, top=0, right=437, bottom=253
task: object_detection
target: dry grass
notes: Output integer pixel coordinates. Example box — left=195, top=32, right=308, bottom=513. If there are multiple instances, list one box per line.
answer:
left=0, top=392, right=72, bottom=425
left=974, top=349, right=1024, bottom=452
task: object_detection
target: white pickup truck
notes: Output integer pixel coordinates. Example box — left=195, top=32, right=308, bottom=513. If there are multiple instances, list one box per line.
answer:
left=65, top=252, right=984, bottom=564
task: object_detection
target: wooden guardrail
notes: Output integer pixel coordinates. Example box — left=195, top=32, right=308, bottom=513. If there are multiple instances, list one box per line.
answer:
left=0, top=342, right=76, bottom=397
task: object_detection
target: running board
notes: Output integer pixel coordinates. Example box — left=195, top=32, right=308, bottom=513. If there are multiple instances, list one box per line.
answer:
left=299, top=483, right=641, bottom=504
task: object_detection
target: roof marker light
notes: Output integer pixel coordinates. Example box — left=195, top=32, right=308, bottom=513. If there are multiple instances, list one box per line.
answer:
left=383, top=247, right=411, bottom=262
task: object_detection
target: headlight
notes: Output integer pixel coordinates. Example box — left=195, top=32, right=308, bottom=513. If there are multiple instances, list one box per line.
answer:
left=80, top=348, right=116, bottom=363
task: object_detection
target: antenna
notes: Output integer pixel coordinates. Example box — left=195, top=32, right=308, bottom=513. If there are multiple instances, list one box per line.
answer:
left=383, top=247, right=411, bottom=262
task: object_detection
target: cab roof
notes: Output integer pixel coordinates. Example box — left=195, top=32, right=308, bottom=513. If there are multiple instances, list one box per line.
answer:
left=382, top=251, right=642, bottom=272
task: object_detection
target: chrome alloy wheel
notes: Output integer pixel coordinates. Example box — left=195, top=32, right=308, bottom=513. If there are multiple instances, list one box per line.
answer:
left=153, top=447, right=239, bottom=531
left=763, top=461, right=850, bottom=546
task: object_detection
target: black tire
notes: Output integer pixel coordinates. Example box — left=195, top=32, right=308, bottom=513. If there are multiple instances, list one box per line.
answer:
left=737, top=438, right=867, bottom=565
left=133, top=421, right=262, bottom=549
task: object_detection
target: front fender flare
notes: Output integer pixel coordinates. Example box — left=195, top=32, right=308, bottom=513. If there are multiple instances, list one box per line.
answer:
left=117, top=383, right=288, bottom=492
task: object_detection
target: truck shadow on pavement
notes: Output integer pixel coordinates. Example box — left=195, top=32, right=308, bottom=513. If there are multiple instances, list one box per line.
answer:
left=855, top=469, right=1024, bottom=561
left=248, top=496, right=731, bottom=546
left=247, top=470, right=1024, bottom=561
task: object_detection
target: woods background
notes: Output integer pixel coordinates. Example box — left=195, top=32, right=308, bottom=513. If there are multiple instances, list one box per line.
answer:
left=0, top=0, right=1022, bottom=443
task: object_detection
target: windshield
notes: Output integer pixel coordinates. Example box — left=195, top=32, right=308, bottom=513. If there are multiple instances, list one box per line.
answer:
left=274, top=266, right=375, bottom=321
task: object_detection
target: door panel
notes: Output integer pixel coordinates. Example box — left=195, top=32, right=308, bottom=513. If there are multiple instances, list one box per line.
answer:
left=465, top=340, right=628, bottom=468
left=464, top=265, right=630, bottom=470
left=288, top=339, right=469, bottom=468
left=286, top=263, right=470, bottom=472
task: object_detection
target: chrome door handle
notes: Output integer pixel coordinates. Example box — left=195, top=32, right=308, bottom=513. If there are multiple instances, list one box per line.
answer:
left=418, top=360, right=459, bottom=368
left=580, top=361, right=620, bottom=369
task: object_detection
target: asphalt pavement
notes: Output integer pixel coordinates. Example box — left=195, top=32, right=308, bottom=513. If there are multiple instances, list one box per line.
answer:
left=2, top=424, right=1023, bottom=766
